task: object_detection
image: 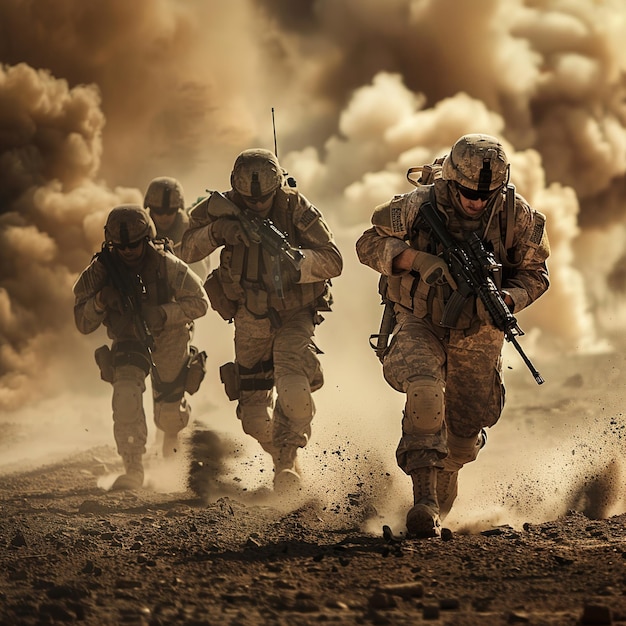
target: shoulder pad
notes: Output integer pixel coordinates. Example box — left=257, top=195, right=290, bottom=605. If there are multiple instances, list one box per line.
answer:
left=372, top=194, right=406, bottom=234
left=159, top=250, right=189, bottom=289
left=296, top=205, right=321, bottom=231
left=529, top=210, right=546, bottom=246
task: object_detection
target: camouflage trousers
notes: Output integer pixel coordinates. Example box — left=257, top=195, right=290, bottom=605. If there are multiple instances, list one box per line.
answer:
left=383, top=310, right=505, bottom=474
left=233, top=306, right=324, bottom=455
left=151, top=326, right=193, bottom=436
left=111, top=327, right=192, bottom=455
left=112, top=364, right=148, bottom=457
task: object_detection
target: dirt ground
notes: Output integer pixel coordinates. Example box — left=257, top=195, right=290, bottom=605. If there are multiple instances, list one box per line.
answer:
left=2, top=339, right=626, bottom=626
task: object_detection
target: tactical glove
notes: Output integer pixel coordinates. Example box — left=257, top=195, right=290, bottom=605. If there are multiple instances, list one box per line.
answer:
left=95, top=285, right=123, bottom=313
left=210, top=219, right=250, bottom=247
left=142, top=305, right=166, bottom=334
left=411, top=251, right=457, bottom=289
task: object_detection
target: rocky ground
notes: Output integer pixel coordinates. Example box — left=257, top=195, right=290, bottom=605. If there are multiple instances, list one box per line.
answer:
left=2, top=341, right=626, bottom=626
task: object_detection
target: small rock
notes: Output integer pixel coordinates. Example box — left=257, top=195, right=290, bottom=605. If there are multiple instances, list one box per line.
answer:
left=440, top=598, right=460, bottom=610
left=369, top=591, right=397, bottom=609
left=441, top=527, right=454, bottom=541
left=377, top=581, right=424, bottom=598
left=581, top=603, right=613, bottom=625
left=326, top=599, right=350, bottom=610
left=423, top=604, right=440, bottom=620
left=78, top=500, right=109, bottom=514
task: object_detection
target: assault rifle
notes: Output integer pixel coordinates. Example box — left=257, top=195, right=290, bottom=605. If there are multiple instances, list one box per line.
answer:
left=97, top=244, right=155, bottom=356
left=418, top=200, right=544, bottom=385
left=205, top=191, right=305, bottom=299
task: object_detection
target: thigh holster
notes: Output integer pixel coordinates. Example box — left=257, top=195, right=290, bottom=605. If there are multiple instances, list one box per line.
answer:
left=220, top=359, right=274, bottom=401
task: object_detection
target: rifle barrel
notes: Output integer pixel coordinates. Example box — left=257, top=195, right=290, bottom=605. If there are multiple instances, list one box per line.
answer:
left=508, top=334, right=544, bottom=385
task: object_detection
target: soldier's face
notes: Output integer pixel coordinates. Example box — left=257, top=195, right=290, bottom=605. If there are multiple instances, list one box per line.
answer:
left=455, top=184, right=493, bottom=219
left=150, top=210, right=177, bottom=231
left=241, top=190, right=276, bottom=214
left=115, top=239, right=145, bottom=266
left=458, top=193, right=489, bottom=218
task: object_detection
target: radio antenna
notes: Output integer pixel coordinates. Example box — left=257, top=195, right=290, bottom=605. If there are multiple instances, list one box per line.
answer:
left=271, top=107, right=278, bottom=158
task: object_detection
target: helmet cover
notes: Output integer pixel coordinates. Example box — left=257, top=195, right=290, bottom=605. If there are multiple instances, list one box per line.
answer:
left=230, top=148, right=283, bottom=199
left=442, top=134, right=509, bottom=192
left=143, top=177, right=184, bottom=214
left=104, top=205, right=156, bottom=246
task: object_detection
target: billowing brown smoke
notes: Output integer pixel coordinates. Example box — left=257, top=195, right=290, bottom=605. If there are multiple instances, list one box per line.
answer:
left=0, top=62, right=141, bottom=408
left=1, top=0, right=625, bottom=409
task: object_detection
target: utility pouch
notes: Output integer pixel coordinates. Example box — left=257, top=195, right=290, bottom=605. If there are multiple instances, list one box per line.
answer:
left=204, top=269, right=238, bottom=321
left=185, top=345, right=207, bottom=395
left=315, top=281, right=334, bottom=312
left=219, top=361, right=240, bottom=401
left=94, top=345, right=114, bottom=383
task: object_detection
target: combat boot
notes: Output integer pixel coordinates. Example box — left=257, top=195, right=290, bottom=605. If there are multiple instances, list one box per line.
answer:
left=437, top=469, right=458, bottom=521
left=406, top=467, right=441, bottom=538
left=273, top=445, right=301, bottom=494
left=112, top=453, right=144, bottom=490
left=437, top=429, right=487, bottom=520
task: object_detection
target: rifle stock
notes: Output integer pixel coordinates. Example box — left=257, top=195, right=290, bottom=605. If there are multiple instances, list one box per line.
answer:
left=418, top=201, right=544, bottom=385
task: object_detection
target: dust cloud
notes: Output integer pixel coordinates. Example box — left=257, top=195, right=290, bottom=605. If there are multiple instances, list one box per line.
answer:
left=1, top=0, right=626, bottom=528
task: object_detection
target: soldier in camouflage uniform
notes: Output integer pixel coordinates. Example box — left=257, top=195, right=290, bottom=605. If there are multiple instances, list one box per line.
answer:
left=144, top=177, right=210, bottom=281
left=73, top=206, right=209, bottom=489
left=356, top=134, right=550, bottom=537
left=180, top=148, right=343, bottom=492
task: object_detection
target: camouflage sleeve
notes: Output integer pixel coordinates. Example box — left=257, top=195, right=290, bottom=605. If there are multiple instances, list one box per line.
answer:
left=72, top=258, right=108, bottom=334
left=355, top=194, right=413, bottom=276
left=291, top=194, right=343, bottom=283
left=160, top=254, right=209, bottom=327
left=503, top=197, right=550, bottom=312
left=180, top=196, right=219, bottom=264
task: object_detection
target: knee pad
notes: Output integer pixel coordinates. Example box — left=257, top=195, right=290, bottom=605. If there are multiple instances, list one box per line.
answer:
left=273, top=403, right=310, bottom=449
left=154, top=398, right=190, bottom=435
left=275, top=375, right=314, bottom=428
left=237, top=404, right=273, bottom=448
left=112, top=377, right=144, bottom=425
left=443, top=430, right=485, bottom=471
left=404, top=376, right=445, bottom=436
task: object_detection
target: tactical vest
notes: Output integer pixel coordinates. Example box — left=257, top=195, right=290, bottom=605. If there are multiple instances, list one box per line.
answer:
left=387, top=184, right=523, bottom=331
left=218, top=188, right=327, bottom=318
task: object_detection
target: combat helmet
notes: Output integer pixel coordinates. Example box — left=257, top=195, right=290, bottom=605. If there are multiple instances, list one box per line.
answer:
left=104, top=205, right=156, bottom=247
left=230, top=148, right=283, bottom=200
left=143, top=177, right=184, bottom=215
left=442, top=134, right=509, bottom=196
